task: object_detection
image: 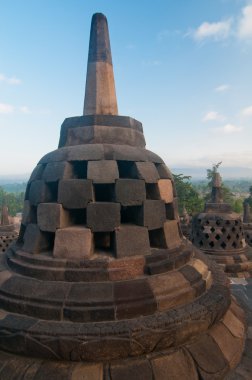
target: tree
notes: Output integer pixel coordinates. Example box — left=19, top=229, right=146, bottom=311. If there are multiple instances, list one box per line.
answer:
left=172, top=174, right=204, bottom=215
left=0, top=186, right=24, bottom=217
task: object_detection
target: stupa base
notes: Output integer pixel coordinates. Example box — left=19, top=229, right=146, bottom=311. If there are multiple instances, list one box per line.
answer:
left=0, top=297, right=246, bottom=380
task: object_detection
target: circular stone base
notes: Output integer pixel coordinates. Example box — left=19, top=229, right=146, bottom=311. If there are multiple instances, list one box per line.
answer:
left=0, top=298, right=246, bottom=380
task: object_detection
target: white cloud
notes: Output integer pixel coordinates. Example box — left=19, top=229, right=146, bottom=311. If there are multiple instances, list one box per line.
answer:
left=202, top=111, right=226, bottom=122
left=215, top=123, right=243, bottom=134
left=192, top=19, right=232, bottom=41
left=0, top=73, right=21, bottom=85
left=215, top=84, right=230, bottom=92
left=0, top=103, right=14, bottom=114
left=238, top=5, right=252, bottom=39
left=19, top=106, right=31, bottom=114
left=241, top=105, right=252, bottom=117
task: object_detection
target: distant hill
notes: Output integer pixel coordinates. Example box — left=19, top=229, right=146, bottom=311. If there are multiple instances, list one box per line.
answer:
left=0, top=174, right=29, bottom=185
left=171, top=167, right=252, bottom=180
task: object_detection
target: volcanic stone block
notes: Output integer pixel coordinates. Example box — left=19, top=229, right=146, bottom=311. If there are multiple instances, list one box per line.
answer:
left=157, top=179, right=173, bottom=203
left=110, top=359, right=153, bottom=380
left=87, top=160, right=119, bottom=183
left=28, top=164, right=45, bottom=182
left=115, top=179, right=146, bottom=206
left=114, top=225, right=151, bottom=257
left=155, top=163, right=173, bottom=179
left=163, top=220, right=181, bottom=249
left=21, top=201, right=37, bottom=225
left=53, top=227, right=93, bottom=259
left=132, top=162, right=160, bottom=183
left=87, top=202, right=120, bottom=232
left=138, top=200, right=166, bottom=230
left=151, top=349, right=198, bottom=380
left=37, top=203, right=71, bottom=232
left=29, top=180, right=52, bottom=206
left=42, top=161, right=74, bottom=182
left=23, top=224, right=52, bottom=253
left=58, top=179, right=94, bottom=209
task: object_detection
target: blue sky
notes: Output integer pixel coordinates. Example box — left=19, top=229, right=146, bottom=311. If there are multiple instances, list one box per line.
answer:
left=1, top=0, right=252, bottom=175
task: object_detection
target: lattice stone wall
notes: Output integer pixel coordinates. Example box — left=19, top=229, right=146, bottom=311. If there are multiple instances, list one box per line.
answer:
left=20, top=153, right=182, bottom=259
left=191, top=214, right=246, bottom=251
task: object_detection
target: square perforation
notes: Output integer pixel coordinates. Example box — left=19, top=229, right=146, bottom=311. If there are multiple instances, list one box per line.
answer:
left=117, top=160, right=135, bottom=178
left=68, top=209, right=87, bottom=225
left=146, top=184, right=160, bottom=200
left=149, top=228, right=166, bottom=248
left=121, top=205, right=141, bottom=224
left=72, top=161, right=88, bottom=179
left=94, top=184, right=115, bottom=202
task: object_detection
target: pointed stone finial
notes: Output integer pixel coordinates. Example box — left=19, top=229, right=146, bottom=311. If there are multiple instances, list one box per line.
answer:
left=211, top=172, right=223, bottom=203
left=1, top=205, right=10, bottom=226
left=83, top=13, right=118, bottom=115
left=243, top=200, right=251, bottom=223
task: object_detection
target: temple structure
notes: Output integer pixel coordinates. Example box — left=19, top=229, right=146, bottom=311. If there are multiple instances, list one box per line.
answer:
left=0, top=204, right=18, bottom=253
left=0, top=13, right=247, bottom=379
left=191, top=171, right=252, bottom=277
left=180, top=205, right=191, bottom=239
left=243, top=198, right=252, bottom=247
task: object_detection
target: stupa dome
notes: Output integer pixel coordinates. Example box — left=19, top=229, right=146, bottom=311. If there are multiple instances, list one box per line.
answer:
left=0, top=13, right=246, bottom=379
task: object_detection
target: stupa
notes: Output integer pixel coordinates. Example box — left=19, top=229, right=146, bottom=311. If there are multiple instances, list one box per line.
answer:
left=0, top=13, right=247, bottom=379
left=191, top=172, right=252, bottom=277
left=180, top=205, right=191, bottom=239
left=243, top=198, right=252, bottom=247
left=0, top=204, right=18, bottom=253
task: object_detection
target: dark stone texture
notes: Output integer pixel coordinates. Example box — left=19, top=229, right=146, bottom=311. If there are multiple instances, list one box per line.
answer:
left=132, top=162, right=160, bottom=183
left=87, top=160, right=119, bottom=183
left=115, top=179, right=146, bottom=206
left=114, top=225, right=151, bottom=258
left=87, top=202, right=120, bottom=232
left=42, top=161, right=74, bottom=182
left=138, top=200, right=166, bottom=230
left=110, top=358, right=153, bottom=380
left=114, top=278, right=157, bottom=319
left=29, top=180, right=52, bottom=206
left=23, top=224, right=52, bottom=253
left=58, top=179, right=94, bottom=208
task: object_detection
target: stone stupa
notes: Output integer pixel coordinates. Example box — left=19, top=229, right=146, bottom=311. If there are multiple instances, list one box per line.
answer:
left=0, top=204, right=18, bottom=253
left=0, top=13, right=247, bottom=379
left=191, top=171, right=252, bottom=277
left=243, top=198, right=252, bottom=247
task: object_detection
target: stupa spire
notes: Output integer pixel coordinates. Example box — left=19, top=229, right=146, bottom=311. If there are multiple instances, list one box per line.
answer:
left=83, top=13, right=118, bottom=115
left=210, top=172, right=223, bottom=203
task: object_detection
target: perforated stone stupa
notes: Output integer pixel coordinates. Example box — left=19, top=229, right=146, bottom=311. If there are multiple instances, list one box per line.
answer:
left=191, top=172, right=252, bottom=277
left=0, top=13, right=247, bottom=379
left=0, top=204, right=18, bottom=254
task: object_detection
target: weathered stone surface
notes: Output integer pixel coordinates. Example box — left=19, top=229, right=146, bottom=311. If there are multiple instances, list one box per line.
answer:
left=115, top=179, right=146, bottom=206
left=23, top=224, right=52, bottom=253
left=29, top=180, right=52, bottom=206
left=87, top=202, right=120, bottom=232
left=157, top=179, right=173, bottom=203
left=114, top=225, right=150, bottom=257
left=132, top=162, right=160, bottom=183
left=149, top=271, right=194, bottom=311
left=87, top=160, right=119, bottom=183
left=22, top=201, right=37, bottom=225
left=37, top=203, right=71, bottom=232
left=42, top=161, right=74, bottom=182
left=58, top=179, right=94, bottom=209
left=155, top=163, right=173, bottom=179
left=151, top=349, right=198, bottom=380
left=138, top=200, right=166, bottom=230
left=110, top=358, right=153, bottom=380
left=71, top=363, right=103, bottom=380
left=28, top=164, right=45, bottom=182
left=53, top=227, right=93, bottom=259
left=163, top=220, right=181, bottom=249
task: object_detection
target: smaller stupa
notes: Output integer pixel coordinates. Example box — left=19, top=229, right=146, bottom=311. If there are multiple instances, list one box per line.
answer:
left=180, top=205, right=191, bottom=239
left=191, top=171, right=252, bottom=277
left=243, top=198, right=252, bottom=247
left=0, top=204, right=18, bottom=253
